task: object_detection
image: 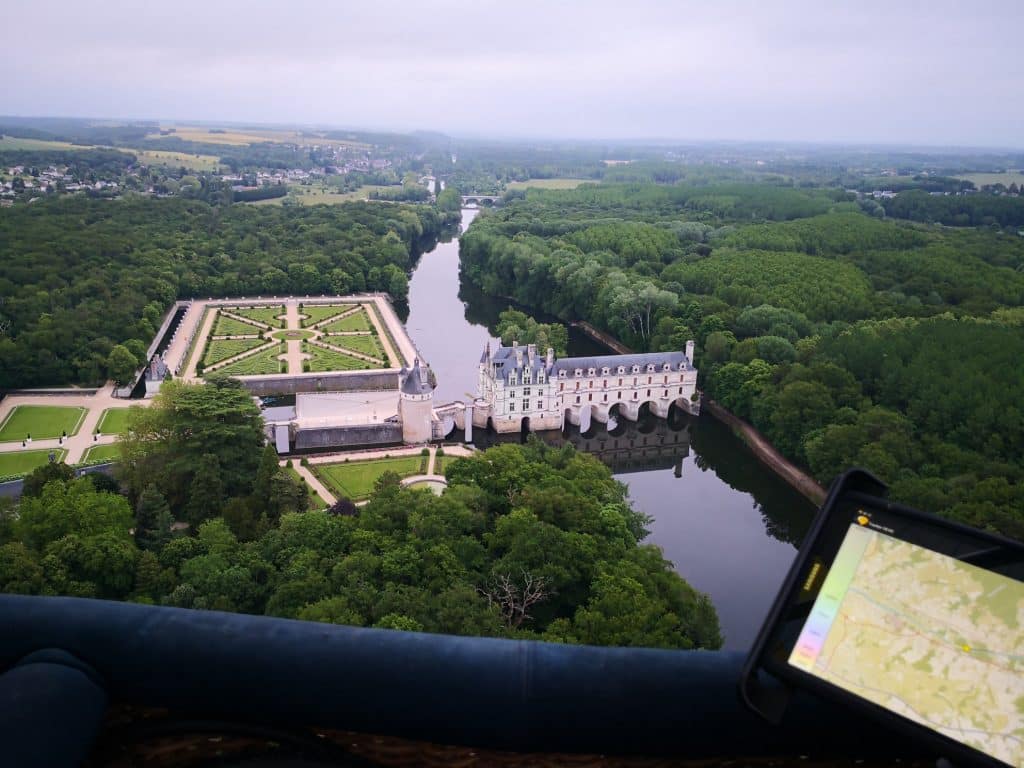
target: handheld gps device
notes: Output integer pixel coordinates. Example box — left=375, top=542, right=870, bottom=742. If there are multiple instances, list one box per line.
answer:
left=741, top=469, right=1024, bottom=768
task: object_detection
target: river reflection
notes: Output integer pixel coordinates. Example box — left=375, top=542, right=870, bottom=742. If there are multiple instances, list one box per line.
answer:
left=405, top=209, right=816, bottom=649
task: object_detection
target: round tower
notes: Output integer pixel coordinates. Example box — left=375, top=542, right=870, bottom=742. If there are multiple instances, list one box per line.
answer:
left=399, top=358, right=434, bottom=444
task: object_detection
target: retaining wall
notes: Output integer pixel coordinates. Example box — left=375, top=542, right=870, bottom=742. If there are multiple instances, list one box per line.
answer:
left=293, top=422, right=403, bottom=450
left=240, top=370, right=399, bottom=396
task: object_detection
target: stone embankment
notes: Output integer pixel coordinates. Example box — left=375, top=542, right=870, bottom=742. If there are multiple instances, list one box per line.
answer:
left=704, top=399, right=826, bottom=505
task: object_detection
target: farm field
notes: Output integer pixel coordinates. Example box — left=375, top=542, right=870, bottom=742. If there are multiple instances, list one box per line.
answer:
left=330, top=334, right=386, bottom=359
left=213, top=345, right=284, bottom=376
left=81, top=444, right=121, bottom=464
left=506, top=178, right=594, bottom=190
left=0, top=405, right=86, bottom=442
left=96, top=408, right=136, bottom=435
left=250, top=184, right=399, bottom=206
left=213, top=313, right=263, bottom=336
left=954, top=171, right=1024, bottom=187
left=303, top=344, right=377, bottom=372
left=320, top=310, right=372, bottom=333
left=132, top=149, right=221, bottom=171
left=0, top=449, right=68, bottom=479
left=300, top=305, right=355, bottom=327
left=0, top=136, right=88, bottom=151
left=203, top=338, right=267, bottom=367
left=312, top=456, right=424, bottom=501
left=148, top=126, right=272, bottom=146
left=229, top=306, right=285, bottom=327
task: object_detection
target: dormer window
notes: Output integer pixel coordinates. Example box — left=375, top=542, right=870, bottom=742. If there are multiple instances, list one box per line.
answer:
left=538, top=371, right=545, bottom=383
left=588, top=368, right=595, bottom=376
left=574, top=369, right=582, bottom=377
left=617, top=366, right=625, bottom=374
left=646, top=364, right=655, bottom=373
left=509, top=373, right=517, bottom=386
left=601, top=367, right=610, bottom=375
left=663, top=363, right=671, bottom=372
left=558, top=370, right=566, bottom=378
left=632, top=365, right=640, bottom=374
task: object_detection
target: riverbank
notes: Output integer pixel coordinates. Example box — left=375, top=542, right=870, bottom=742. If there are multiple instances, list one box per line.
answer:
left=569, top=319, right=826, bottom=506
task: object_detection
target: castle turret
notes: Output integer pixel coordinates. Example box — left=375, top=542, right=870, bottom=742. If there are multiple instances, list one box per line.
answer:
left=399, top=357, right=434, bottom=444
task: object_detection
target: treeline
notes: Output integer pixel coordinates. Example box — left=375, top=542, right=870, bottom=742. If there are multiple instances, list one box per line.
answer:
left=460, top=182, right=1024, bottom=538
left=882, top=188, right=1024, bottom=228
left=0, top=148, right=137, bottom=178
left=231, top=184, right=287, bottom=202
left=0, top=196, right=445, bottom=388
left=0, top=380, right=721, bottom=650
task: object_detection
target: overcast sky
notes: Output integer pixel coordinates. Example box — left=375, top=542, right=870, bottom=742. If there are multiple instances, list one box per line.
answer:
left=4, top=0, right=1022, bottom=147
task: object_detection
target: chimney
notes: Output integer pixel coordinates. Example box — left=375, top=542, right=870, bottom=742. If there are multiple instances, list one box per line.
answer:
left=546, top=347, right=555, bottom=367
left=514, top=347, right=523, bottom=367
left=527, top=344, right=537, bottom=365
left=685, top=340, right=695, bottom=366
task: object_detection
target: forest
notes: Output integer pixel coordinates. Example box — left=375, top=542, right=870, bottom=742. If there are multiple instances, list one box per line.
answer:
left=0, top=196, right=445, bottom=388
left=0, top=379, right=721, bottom=651
left=460, top=182, right=1024, bottom=538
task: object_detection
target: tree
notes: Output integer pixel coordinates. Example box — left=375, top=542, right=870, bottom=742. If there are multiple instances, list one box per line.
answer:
left=16, top=478, right=133, bottom=552
left=186, top=455, right=224, bottom=528
left=134, top=484, right=173, bottom=552
left=479, top=571, right=551, bottom=629
left=106, top=344, right=139, bottom=385
left=21, top=461, right=75, bottom=498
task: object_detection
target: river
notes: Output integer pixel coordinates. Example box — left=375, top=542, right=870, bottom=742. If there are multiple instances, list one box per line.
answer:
left=404, top=209, right=815, bottom=650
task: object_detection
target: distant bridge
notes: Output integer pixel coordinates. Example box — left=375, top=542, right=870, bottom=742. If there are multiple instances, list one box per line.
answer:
left=460, top=194, right=503, bottom=205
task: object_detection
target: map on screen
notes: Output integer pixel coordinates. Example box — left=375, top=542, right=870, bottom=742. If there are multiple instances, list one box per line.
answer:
left=789, top=522, right=1024, bottom=767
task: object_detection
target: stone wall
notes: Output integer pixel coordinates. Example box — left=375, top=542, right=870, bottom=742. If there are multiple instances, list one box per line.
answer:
left=293, top=422, right=403, bottom=450
left=240, top=370, right=399, bottom=397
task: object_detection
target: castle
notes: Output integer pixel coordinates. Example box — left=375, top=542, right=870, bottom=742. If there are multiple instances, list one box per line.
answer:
left=472, top=341, right=699, bottom=434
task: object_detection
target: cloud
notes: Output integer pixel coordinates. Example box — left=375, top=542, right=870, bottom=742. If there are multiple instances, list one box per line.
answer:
left=3, top=0, right=1022, bottom=146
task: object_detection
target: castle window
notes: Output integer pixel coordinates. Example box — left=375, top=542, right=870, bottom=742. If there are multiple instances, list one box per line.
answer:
left=603, top=380, right=607, bottom=388
left=602, top=367, right=610, bottom=375
left=575, top=395, right=580, bottom=404
left=617, top=366, right=625, bottom=374
left=603, top=394, right=608, bottom=402
left=664, top=389, right=668, bottom=396
left=559, top=370, right=566, bottom=378
left=574, top=369, right=582, bottom=377
left=524, top=387, right=531, bottom=396
left=647, top=389, right=651, bottom=397
left=632, top=365, right=640, bottom=373
left=664, top=375, right=668, bottom=384
left=679, top=387, right=683, bottom=394
left=647, top=364, right=655, bottom=373
left=647, top=376, right=652, bottom=384
left=633, top=392, right=638, bottom=399
left=523, top=400, right=529, bottom=411
left=537, top=400, right=542, bottom=410
left=588, top=368, right=595, bottom=376
left=617, top=392, right=622, bottom=399
left=575, top=381, right=580, bottom=390
left=510, top=401, right=516, bottom=411
left=538, top=372, right=545, bottom=383
left=588, top=394, right=593, bottom=401
left=559, top=383, right=564, bottom=392
left=510, top=389, right=516, bottom=399
left=663, top=363, right=671, bottom=372
left=618, top=378, right=622, bottom=386
left=589, top=381, right=593, bottom=389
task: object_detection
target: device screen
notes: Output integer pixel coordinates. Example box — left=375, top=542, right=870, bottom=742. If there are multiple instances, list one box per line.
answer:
left=787, top=514, right=1023, bottom=767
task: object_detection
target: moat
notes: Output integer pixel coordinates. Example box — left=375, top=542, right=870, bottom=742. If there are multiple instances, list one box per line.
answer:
left=405, top=209, right=816, bottom=649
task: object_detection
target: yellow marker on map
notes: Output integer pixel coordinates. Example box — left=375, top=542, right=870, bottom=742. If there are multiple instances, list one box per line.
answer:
left=962, top=644, right=971, bottom=652
left=856, top=515, right=869, bottom=526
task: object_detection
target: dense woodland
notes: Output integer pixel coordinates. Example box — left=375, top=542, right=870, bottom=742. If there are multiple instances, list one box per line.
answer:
left=0, top=196, right=446, bottom=388
left=460, top=183, right=1024, bottom=538
left=0, top=379, right=721, bottom=650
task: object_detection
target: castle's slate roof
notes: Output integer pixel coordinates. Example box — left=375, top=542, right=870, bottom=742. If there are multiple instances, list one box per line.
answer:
left=488, top=344, right=548, bottom=382
left=401, top=358, right=433, bottom=395
left=552, top=350, right=694, bottom=374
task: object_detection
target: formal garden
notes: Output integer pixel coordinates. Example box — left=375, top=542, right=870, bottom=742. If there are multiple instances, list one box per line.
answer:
left=310, top=455, right=425, bottom=501
left=0, top=405, right=87, bottom=442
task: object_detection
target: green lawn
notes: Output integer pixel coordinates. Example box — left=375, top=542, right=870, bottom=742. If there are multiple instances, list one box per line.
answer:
left=229, top=306, right=285, bottom=327
left=321, top=308, right=372, bottom=332
left=96, top=408, right=136, bottom=435
left=0, top=449, right=68, bottom=479
left=330, top=333, right=386, bottom=360
left=203, top=338, right=267, bottom=366
left=214, top=313, right=265, bottom=336
left=304, top=343, right=380, bottom=372
left=312, top=456, right=423, bottom=501
left=0, top=405, right=86, bottom=442
left=300, top=305, right=354, bottom=327
left=81, top=444, right=121, bottom=464
left=214, top=345, right=285, bottom=376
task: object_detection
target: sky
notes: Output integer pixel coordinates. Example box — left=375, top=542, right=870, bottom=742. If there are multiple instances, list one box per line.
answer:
left=4, top=0, right=1023, bottom=147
